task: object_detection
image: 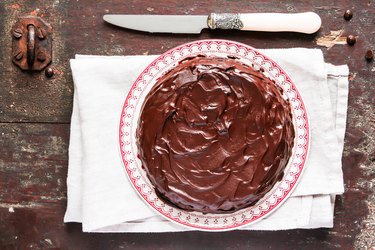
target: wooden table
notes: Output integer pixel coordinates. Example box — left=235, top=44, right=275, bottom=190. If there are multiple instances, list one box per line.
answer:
left=1, top=1, right=374, bottom=248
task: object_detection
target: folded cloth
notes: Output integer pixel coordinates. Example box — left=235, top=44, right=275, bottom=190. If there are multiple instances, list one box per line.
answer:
left=64, top=48, right=349, bottom=232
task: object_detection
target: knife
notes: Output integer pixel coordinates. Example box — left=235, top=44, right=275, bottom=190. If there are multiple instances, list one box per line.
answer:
left=103, top=12, right=321, bottom=34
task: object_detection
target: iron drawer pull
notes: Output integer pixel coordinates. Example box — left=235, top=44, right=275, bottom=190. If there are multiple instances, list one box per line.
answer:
left=27, top=24, right=36, bottom=68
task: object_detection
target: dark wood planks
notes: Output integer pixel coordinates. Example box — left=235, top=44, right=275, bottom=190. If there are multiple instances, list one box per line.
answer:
left=0, top=123, right=68, bottom=205
left=0, top=123, right=369, bottom=248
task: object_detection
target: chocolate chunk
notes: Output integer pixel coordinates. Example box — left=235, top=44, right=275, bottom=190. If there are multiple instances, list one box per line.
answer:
left=137, top=56, right=295, bottom=213
left=347, top=35, right=356, bottom=46
left=344, top=10, right=353, bottom=21
left=45, top=67, right=54, bottom=78
left=365, top=50, right=373, bottom=62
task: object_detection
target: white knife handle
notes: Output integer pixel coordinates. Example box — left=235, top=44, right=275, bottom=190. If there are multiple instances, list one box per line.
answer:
left=208, top=12, right=321, bottom=34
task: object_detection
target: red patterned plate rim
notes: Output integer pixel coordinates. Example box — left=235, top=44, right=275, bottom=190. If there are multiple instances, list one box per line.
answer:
left=119, top=39, right=310, bottom=231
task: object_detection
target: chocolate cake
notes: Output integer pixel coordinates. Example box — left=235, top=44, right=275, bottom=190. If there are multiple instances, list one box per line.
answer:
left=136, top=56, right=295, bottom=213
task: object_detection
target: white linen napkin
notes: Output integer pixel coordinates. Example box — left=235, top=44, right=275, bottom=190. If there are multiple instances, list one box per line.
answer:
left=64, top=48, right=349, bottom=232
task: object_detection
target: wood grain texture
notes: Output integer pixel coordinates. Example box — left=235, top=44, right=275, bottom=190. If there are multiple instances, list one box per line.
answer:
left=0, top=0, right=374, bottom=249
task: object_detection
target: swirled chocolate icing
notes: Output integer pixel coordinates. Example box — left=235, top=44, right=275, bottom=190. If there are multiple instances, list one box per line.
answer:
left=136, top=56, right=295, bottom=213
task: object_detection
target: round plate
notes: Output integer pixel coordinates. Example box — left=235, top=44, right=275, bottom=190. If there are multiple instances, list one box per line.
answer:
left=119, top=39, right=310, bottom=231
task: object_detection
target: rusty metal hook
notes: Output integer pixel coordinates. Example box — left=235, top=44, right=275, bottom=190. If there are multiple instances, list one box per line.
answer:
left=12, top=16, right=52, bottom=71
left=27, top=24, right=36, bottom=67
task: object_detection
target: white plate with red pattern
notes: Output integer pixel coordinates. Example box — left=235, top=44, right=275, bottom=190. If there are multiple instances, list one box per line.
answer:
left=119, top=39, right=310, bottom=231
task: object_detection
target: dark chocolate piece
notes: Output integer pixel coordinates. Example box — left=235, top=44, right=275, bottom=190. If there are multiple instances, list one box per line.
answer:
left=347, top=35, right=356, bottom=46
left=365, top=49, right=373, bottom=62
left=344, top=10, right=353, bottom=21
left=137, top=56, right=295, bottom=213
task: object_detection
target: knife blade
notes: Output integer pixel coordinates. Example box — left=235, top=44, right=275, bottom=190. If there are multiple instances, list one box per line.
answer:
left=103, top=12, right=321, bottom=34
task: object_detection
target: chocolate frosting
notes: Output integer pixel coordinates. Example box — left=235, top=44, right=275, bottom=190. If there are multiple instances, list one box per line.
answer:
left=136, top=56, right=295, bottom=213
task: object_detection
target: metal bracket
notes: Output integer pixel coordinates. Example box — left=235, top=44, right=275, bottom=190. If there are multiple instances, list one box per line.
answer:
left=12, top=16, right=52, bottom=71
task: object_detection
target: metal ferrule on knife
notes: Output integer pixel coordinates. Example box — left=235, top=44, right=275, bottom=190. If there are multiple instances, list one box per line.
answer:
left=207, top=13, right=244, bottom=30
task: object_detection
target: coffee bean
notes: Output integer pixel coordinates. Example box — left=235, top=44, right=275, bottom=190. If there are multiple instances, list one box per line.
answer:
left=344, top=10, right=353, bottom=21
left=347, top=35, right=356, bottom=46
left=365, top=50, right=373, bottom=62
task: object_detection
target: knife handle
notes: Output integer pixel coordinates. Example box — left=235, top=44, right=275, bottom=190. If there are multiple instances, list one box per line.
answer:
left=208, top=12, right=321, bottom=34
